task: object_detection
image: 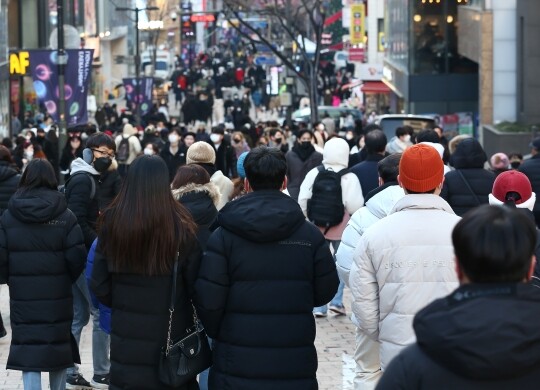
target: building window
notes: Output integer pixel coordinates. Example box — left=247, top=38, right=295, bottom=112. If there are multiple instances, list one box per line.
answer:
left=411, top=0, right=478, bottom=75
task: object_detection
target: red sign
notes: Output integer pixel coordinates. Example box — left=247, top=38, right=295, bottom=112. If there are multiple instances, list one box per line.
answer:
left=190, top=14, right=215, bottom=23
left=349, top=48, right=365, bottom=62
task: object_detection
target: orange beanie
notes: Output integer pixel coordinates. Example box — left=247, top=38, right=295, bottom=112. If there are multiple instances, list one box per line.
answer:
left=399, top=144, right=444, bottom=193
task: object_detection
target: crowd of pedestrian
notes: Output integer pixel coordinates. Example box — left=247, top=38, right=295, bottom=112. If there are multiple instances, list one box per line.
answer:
left=1, top=93, right=540, bottom=390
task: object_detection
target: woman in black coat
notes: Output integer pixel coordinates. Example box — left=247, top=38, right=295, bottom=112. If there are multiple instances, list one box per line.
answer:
left=0, top=159, right=86, bottom=389
left=441, top=138, right=495, bottom=216
left=91, top=155, right=202, bottom=390
left=285, top=130, right=323, bottom=201
left=172, top=164, right=220, bottom=249
left=0, top=145, right=20, bottom=212
left=60, top=136, right=83, bottom=179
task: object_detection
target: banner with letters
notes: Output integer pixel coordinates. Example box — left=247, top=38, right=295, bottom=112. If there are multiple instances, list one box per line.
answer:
left=123, top=77, right=154, bottom=116
left=28, top=49, right=94, bottom=127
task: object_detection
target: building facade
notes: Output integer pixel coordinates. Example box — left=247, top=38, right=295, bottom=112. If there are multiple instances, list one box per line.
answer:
left=382, top=0, right=479, bottom=115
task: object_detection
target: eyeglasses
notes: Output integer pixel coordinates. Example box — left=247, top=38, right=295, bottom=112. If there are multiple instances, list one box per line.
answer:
left=91, top=148, right=115, bottom=159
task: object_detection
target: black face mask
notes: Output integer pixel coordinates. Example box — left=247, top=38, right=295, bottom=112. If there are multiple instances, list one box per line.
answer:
left=300, top=141, right=312, bottom=148
left=274, top=138, right=282, bottom=144
left=233, top=138, right=241, bottom=143
left=510, top=162, right=521, bottom=169
left=94, top=157, right=112, bottom=173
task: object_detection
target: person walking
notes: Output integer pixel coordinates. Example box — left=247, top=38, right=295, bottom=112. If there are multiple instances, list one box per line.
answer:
left=115, top=123, right=141, bottom=177
left=65, top=133, right=115, bottom=389
left=299, top=137, right=364, bottom=317
left=377, top=205, right=540, bottom=389
left=349, top=144, right=460, bottom=378
left=186, top=141, right=234, bottom=210
left=441, top=138, right=495, bottom=216
left=285, top=129, right=323, bottom=201
left=91, top=155, right=201, bottom=390
left=171, top=164, right=220, bottom=247
left=195, top=147, right=339, bottom=390
left=0, top=159, right=86, bottom=390
left=336, top=153, right=404, bottom=389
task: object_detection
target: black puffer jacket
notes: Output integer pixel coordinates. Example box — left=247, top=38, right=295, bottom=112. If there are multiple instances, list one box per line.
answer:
left=98, top=160, right=122, bottom=211
left=91, top=240, right=202, bottom=390
left=160, top=144, right=187, bottom=182
left=0, top=188, right=86, bottom=371
left=195, top=190, right=339, bottom=390
left=441, top=138, right=495, bottom=216
left=65, top=158, right=100, bottom=249
left=285, top=146, right=323, bottom=201
left=172, top=182, right=220, bottom=249
left=214, top=140, right=237, bottom=178
left=520, top=154, right=540, bottom=227
left=377, top=283, right=540, bottom=389
left=0, top=162, right=20, bottom=212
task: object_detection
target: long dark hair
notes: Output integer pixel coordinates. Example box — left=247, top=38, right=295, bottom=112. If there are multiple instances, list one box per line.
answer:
left=18, top=159, right=57, bottom=192
left=98, top=155, right=197, bottom=275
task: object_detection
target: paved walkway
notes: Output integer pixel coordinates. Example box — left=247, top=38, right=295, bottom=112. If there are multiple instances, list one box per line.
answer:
left=0, top=285, right=356, bottom=389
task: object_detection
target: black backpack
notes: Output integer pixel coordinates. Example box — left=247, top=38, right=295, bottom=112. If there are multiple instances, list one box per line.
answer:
left=307, top=166, right=347, bottom=233
left=116, top=136, right=131, bottom=163
left=58, top=171, right=96, bottom=200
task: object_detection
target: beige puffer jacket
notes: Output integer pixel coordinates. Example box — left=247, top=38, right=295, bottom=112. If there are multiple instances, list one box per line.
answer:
left=349, top=194, right=460, bottom=370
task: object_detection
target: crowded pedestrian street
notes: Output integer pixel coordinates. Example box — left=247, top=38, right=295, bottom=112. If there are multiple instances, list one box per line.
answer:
left=1, top=0, right=540, bottom=389
left=0, top=289, right=356, bottom=390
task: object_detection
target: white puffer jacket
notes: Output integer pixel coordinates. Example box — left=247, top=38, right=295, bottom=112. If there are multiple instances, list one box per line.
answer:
left=337, top=185, right=405, bottom=290
left=349, top=194, right=460, bottom=370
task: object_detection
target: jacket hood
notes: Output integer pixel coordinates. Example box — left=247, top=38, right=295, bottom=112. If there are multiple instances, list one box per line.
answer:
left=449, top=138, right=487, bottom=169
left=322, top=138, right=349, bottom=171
left=173, top=183, right=219, bottom=227
left=172, top=182, right=221, bottom=208
left=391, top=194, right=456, bottom=215
left=0, top=162, right=19, bottom=182
left=70, top=157, right=100, bottom=175
left=218, top=190, right=306, bottom=242
left=414, top=283, right=540, bottom=380
left=8, top=188, right=67, bottom=223
left=365, top=185, right=405, bottom=219
left=123, top=123, right=137, bottom=136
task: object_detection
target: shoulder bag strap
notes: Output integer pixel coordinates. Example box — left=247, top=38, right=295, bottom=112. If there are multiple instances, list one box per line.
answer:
left=456, top=170, right=481, bottom=205
left=165, top=252, right=179, bottom=356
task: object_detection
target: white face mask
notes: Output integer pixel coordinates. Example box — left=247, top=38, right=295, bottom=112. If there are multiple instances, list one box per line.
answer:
left=346, top=133, right=354, bottom=140
left=144, top=148, right=154, bottom=155
left=403, top=134, right=411, bottom=143
left=25, top=150, right=34, bottom=158
left=168, top=134, right=179, bottom=144
left=210, top=133, right=222, bottom=143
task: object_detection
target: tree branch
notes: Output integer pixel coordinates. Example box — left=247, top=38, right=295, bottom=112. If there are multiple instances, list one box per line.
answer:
left=222, top=1, right=308, bottom=81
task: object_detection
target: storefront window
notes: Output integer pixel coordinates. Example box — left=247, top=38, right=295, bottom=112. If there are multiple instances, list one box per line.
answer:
left=385, top=0, right=409, bottom=72
left=411, top=0, right=478, bottom=75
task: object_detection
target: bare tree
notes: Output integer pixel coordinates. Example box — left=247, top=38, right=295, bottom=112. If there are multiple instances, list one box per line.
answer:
left=222, top=0, right=329, bottom=122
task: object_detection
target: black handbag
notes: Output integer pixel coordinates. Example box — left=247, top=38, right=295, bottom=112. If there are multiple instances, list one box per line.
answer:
left=158, top=253, right=212, bottom=387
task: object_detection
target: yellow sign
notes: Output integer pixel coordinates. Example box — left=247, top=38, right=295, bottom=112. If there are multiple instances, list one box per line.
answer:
left=378, top=32, right=385, bottom=52
left=350, top=4, right=365, bottom=46
left=9, top=51, right=30, bottom=75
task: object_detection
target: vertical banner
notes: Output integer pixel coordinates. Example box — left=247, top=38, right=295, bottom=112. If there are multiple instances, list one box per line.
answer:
left=28, top=49, right=94, bottom=127
left=122, top=77, right=154, bottom=116
left=350, top=4, right=365, bottom=45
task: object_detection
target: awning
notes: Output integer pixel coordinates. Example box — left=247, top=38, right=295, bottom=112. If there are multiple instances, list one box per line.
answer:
left=361, top=81, right=391, bottom=94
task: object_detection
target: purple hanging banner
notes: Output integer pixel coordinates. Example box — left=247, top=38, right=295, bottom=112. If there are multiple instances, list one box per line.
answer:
left=28, top=49, right=94, bottom=127
left=122, top=77, right=154, bottom=116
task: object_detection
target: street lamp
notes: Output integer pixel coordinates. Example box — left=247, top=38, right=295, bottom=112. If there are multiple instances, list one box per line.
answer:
left=116, top=6, right=160, bottom=125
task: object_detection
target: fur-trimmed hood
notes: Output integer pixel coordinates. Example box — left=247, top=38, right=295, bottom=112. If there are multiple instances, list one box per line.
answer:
left=172, top=182, right=221, bottom=208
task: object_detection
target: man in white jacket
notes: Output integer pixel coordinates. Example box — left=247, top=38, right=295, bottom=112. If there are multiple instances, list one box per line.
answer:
left=349, top=144, right=460, bottom=378
left=336, top=153, right=404, bottom=389
left=299, top=137, right=363, bottom=317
